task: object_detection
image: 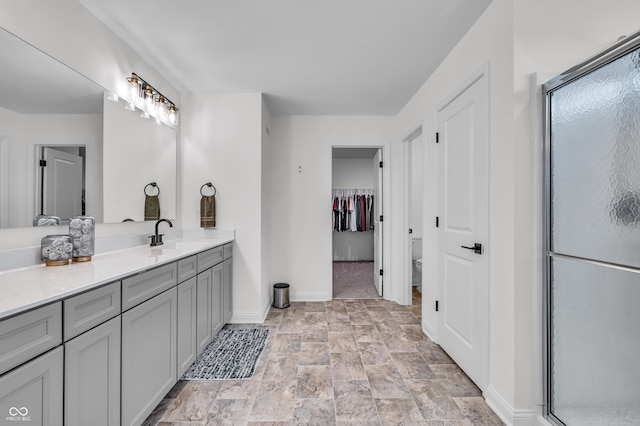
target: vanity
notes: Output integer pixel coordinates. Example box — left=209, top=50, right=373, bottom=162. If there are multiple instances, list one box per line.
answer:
left=0, top=238, right=233, bottom=426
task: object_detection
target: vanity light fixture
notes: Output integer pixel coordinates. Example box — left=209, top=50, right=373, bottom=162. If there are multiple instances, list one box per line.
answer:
left=125, top=72, right=179, bottom=127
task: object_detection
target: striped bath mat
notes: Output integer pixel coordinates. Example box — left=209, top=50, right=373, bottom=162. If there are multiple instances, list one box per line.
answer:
left=181, top=328, right=270, bottom=380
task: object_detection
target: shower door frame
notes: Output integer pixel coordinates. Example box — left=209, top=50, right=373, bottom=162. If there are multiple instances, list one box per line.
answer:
left=542, top=29, right=640, bottom=426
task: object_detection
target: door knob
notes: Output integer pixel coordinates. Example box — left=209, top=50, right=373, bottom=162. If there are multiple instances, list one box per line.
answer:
left=461, top=243, right=483, bottom=254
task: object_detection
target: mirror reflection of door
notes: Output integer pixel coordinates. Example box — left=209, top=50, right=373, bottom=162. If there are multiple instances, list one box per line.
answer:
left=40, top=146, right=85, bottom=223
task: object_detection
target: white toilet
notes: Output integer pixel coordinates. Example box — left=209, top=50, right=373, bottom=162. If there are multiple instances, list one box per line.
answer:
left=412, top=238, right=422, bottom=293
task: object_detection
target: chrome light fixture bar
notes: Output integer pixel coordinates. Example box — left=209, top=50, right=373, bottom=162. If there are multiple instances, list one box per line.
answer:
left=125, top=72, right=179, bottom=127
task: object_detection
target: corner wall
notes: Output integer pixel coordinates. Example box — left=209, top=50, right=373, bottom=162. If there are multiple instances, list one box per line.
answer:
left=180, top=92, right=266, bottom=322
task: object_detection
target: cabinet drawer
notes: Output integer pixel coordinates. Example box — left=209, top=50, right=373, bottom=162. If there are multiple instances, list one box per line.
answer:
left=64, top=281, right=121, bottom=341
left=0, top=302, right=62, bottom=375
left=122, top=263, right=177, bottom=311
left=223, top=243, right=233, bottom=260
left=178, top=255, right=197, bottom=283
left=197, top=246, right=223, bottom=273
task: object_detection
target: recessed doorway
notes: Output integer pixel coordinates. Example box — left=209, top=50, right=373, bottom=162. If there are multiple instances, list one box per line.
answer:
left=331, top=147, right=383, bottom=299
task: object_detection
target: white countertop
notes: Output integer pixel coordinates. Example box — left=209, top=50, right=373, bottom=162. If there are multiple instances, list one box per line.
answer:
left=0, top=237, right=233, bottom=320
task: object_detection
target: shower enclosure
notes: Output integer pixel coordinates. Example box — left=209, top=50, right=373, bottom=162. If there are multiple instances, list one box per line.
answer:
left=543, top=32, right=640, bottom=425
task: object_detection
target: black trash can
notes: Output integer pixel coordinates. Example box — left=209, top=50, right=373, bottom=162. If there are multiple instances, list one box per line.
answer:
left=273, top=283, right=290, bottom=309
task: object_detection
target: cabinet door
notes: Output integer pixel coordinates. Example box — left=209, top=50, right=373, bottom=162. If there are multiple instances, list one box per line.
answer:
left=223, top=257, right=233, bottom=324
left=122, top=288, right=177, bottom=426
left=177, top=277, right=197, bottom=377
left=0, top=346, right=63, bottom=426
left=196, top=269, right=213, bottom=355
left=211, top=262, right=224, bottom=335
left=65, top=316, right=121, bottom=426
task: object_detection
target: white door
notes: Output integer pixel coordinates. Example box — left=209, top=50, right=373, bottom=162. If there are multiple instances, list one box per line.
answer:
left=43, top=147, right=83, bottom=220
left=436, top=73, right=489, bottom=389
left=373, top=149, right=383, bottom=296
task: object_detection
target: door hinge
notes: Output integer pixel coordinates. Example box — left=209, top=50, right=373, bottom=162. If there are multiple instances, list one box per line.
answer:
left=379, top=269, right=383, bottom=276
left=409, top=228, right=413, bottom=234
left=435, top=216, right=439, bottom=227
left=379, top=215, right=383, bottom=222
left=436, top=132, right=439, bottom=143
left=39, top=160, right=47, bottom=167
left=379, top=161, right=383, bottom=168
left=435, top=300, right=439, bottom=312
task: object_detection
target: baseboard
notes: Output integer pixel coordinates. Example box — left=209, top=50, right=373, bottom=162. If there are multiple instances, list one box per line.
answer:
left=229, top=311, right=267, bottom=324
left=290, top=292, right=330, bottom=302
left=422, top=320, right=436, bottom=342
left=484, top=385, right=516, bottom=426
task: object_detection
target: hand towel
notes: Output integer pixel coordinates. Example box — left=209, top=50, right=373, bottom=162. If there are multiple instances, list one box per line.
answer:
left=200, top=195, right=216, bottom=228
left=144, top=195, right=160, bottom=221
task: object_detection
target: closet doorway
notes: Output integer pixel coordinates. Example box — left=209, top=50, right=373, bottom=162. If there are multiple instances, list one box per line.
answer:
left=332, top=147, right=383, bottom=299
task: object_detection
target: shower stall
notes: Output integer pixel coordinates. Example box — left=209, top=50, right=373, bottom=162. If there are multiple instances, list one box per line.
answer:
left=543, top=32, right=640, bottom=425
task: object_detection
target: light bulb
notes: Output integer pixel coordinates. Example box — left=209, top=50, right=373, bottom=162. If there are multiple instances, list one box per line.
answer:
left=144, top=86, right=155, bottom=114
left=167, top=105, right=178, bottom=126
left=127, top=74, right=141, bottom=103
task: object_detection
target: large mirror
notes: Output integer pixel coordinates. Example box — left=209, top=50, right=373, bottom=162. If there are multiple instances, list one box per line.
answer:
left=0, top=26, right=177, bottom=229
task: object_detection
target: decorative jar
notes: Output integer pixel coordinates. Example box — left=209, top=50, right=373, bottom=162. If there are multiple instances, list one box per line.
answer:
left=41, top=234, right=73, bottom=266
left=69, top=216, right=95, bottom=261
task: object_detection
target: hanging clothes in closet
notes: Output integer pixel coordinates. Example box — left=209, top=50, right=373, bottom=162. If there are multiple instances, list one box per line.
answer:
left=332, top=189, right=374, bottom=232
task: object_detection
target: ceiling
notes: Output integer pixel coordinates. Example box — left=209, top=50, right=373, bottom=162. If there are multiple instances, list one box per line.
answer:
left=79, top=0, right=492, bottom=116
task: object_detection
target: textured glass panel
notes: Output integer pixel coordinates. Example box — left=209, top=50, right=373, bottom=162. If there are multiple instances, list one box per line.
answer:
left=551, top=257, right=640, bottom=425
left=550, top=47, right=640, bottom=267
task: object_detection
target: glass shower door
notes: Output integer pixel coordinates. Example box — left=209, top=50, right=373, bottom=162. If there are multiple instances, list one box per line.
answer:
left=544, top=39, right=640, bottom=426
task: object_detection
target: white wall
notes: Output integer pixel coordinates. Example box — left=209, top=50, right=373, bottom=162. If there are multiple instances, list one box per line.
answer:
left=180, top=92, right=266, bottom=321
left=269, top=116, right=394, bottom=301
left=0, top=0, right=181, bottom=250
left=394, top=0, right=516, bottom=420
left=332, top=158, right=375, bottom=261
left=261, top=97, right=273, bottom=314
left=410, top=138, right=423, bottom=239
left=103, top=96, right=176, bottom=222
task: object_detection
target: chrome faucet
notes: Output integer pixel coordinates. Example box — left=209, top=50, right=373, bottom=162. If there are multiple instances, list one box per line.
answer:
left=150, top=219, right=173, bottom=246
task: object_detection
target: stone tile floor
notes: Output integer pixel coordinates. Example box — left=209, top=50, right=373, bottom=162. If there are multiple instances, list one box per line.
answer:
left=144, top=290, right=503, bottom=425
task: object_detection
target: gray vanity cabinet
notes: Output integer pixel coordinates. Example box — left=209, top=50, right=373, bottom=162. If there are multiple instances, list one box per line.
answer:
left=0, top=346, right=63, bottom=425
left=196, top=262, right=223, bottom=354
left=195, top=248, right=225, bottom=355
left=121, top=287, right=177, bottom=426
left=177, top=276, right=197, bottom=377
left=196, top=267, right=214, bottom=355
left=64, top=316, right=121, bottom=426
left=211, top=261, right=224, bottom=334
left=223, top=256, right=233, bottom=324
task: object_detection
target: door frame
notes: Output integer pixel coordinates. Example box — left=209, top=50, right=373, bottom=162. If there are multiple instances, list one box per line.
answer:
left=433, top=63, right=490, bottom=390
left=0, top=137, right=8, bottom=228
left=330, top=145, right=389, bottom=300
left=399, top=126, right=424, bottom=306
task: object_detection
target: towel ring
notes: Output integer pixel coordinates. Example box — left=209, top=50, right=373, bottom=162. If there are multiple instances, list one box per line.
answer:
left=200, top=182, right=217, bottom=197
left=144, top=182, right=160, bottom=196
